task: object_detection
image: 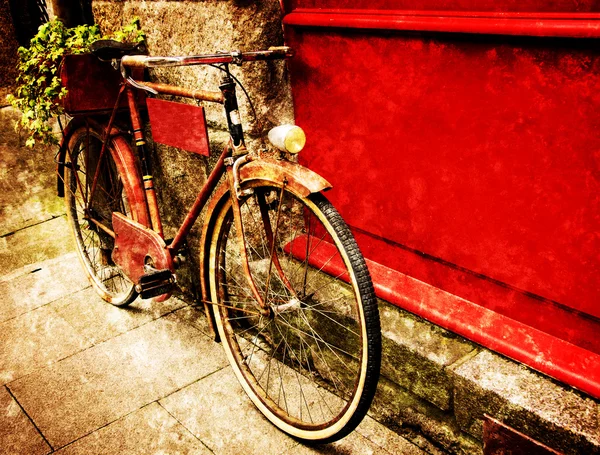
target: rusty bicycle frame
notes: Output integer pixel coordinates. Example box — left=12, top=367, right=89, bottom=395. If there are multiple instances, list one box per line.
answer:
left=58, top=45, right=332, bottom=329
left=54, top=43, right=385, bottom=444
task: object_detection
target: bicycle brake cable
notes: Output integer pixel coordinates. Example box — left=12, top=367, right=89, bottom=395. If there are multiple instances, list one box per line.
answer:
left=209, top=63, right=267, bottom=150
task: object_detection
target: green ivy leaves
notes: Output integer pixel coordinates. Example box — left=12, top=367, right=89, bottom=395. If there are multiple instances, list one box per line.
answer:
left=8, top=18, right=145, bottom=148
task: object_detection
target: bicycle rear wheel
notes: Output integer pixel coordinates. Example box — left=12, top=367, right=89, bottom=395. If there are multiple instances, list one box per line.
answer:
left=208, top=183, right=380, bottom=442
left=64, top=125, right=138, bottom=306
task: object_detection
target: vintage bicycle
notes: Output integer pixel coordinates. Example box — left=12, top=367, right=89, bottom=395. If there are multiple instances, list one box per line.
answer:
left=56, top=39, right=381, bottom=442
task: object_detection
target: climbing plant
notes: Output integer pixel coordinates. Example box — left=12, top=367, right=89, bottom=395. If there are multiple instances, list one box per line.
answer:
left=7, top=18, right=145, bottom=148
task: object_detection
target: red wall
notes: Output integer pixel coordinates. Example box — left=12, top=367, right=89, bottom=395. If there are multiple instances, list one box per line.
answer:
left=283, top=2, right=600, bottom=397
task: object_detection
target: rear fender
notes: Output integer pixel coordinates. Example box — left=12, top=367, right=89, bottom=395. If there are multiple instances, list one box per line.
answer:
left=56, top=117, right=86, bottom=198
left=57, top=118, right=150, bottom=227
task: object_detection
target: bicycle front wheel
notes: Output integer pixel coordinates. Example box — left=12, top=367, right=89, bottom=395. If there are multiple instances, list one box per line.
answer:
left=208, top=184, right=380, bottom=442
left=64, top=125, right=138, bottom=306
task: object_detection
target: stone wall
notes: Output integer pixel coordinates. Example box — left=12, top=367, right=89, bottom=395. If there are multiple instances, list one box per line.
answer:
left=92, top=0, right=294, bottom=293
left=0, top=0, right=19, bottom=101
left=372, top=298, right=599, bottom=455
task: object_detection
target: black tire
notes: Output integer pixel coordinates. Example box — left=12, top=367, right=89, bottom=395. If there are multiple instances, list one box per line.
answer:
left=64, top=125, right=138, bottom=306
left=208, top=184, right=381, bottom=442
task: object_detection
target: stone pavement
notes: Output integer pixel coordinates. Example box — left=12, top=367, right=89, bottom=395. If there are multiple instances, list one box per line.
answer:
left=0, top=104, right=426, bottom=454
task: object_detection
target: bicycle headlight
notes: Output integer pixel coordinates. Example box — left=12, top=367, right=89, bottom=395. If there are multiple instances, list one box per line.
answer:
left=267, top=124, right=306, bottom=154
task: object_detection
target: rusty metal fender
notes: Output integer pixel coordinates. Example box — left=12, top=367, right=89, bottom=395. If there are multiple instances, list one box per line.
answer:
left=57, top=117, right=121, bottom=198
left=239, top=156, right=332, bottom=197
left=57, top=117, right=151, bottom=228
left=56, top=117, right=86, bottom=198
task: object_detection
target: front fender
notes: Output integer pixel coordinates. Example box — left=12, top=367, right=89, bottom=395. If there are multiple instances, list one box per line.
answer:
left=198, top=156, right=332, bottom=341
left=239, top=157, right=332, bottom=197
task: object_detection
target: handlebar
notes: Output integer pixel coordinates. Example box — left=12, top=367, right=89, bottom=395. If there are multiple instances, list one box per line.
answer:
left=121, top=46, right=293, bottom=69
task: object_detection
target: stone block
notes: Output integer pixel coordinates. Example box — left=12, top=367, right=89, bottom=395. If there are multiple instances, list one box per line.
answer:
left=452, top=350, right=600, bottom=455
left=356, top=415, right=428, bottom=455
left=92, top=0, right=293, bottom=135
left=370, top=375, right=482, bottom=455
left=379, top=301, right=477, bottom=410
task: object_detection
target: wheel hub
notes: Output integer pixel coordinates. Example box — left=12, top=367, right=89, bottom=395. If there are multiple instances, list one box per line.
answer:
left=272, top=297, right=302, bottom=315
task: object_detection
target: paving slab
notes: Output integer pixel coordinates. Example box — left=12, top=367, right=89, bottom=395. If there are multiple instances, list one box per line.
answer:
left=0, top=216, right=75, bottom=275
left=160, top=366, right=298, bottom=455
left=9, top=316, right=228, bottom=449
left=0, top=386, right=51, bottom=455
left=54, top=402, right=211, bottom=455
left=165, top=304, right=215, bottom=338
left=0, top=304, right=90, bottom=385
left=0, top=250, right=88, bottom=323
left=50, top=287, right=187, bottom=345
left=355, top=415, right=427, bottom=455
left=0, top=106, right=64, bottom=237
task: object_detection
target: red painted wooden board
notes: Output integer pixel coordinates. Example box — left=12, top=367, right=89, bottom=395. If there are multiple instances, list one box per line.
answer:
left=283, top=3, right=600, bottom=398
left=147, top=98, right=210, bottom=156
left=483, top=416, right=563, bottom=454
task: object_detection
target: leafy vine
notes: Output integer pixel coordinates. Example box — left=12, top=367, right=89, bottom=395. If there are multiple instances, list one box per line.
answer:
left=8, top=18, right=145, bottom=148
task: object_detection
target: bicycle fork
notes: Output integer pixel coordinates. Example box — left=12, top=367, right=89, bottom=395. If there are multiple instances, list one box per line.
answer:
left=225, top=164, right=272, bottom=317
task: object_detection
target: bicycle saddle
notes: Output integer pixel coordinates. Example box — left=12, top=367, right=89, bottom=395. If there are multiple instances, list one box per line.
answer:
left=90, top=39, right=147, bottom=61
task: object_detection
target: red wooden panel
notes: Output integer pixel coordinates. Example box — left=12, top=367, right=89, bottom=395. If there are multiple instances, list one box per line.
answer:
left=285, top=9, right=600, bottom=38
left=147, top=98, right=210, bottom=156
left=283, top=8, right=600, bottom=397
left=284, top=0, right=600, bottom=13
left=288, top=29, right=599, bottom=317
left=483, top=416, right=563, bottom=454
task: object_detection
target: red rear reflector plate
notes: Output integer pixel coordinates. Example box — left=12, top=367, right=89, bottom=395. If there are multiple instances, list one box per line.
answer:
left=147, top=98, right=210, bottom=156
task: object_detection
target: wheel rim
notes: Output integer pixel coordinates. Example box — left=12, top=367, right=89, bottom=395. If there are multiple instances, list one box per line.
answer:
left=211, top=186, right=370, bottom=438
left=65, top=129, right=135, bottom=304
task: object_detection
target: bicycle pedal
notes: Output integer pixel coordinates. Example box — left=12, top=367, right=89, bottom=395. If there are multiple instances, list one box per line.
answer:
left=135, top=268, right=176, bottom=299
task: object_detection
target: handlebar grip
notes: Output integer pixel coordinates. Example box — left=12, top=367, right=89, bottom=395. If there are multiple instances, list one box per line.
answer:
left=268, top=46, right=294, bottom=57
left=121, top=55, right=148, bottom=68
